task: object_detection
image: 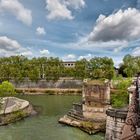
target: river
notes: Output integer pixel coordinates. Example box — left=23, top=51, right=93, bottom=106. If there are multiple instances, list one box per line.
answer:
left=0, top=95, right=104, bottom=140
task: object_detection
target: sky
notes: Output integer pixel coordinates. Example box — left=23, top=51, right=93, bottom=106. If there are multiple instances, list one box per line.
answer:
left=0, top=0, right=140, bottom=66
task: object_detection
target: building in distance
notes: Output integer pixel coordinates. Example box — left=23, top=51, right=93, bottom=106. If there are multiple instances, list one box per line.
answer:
left=62, top=61, right=76, bottom=68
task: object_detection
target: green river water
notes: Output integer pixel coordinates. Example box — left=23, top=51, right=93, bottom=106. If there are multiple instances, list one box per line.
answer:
left=0, top=95, right=104, bottom=140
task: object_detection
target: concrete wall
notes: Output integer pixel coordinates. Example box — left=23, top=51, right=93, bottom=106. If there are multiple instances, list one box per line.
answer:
left=10, top=79, right=83, bottom=89
left=105, top=109, right=127, bottom=140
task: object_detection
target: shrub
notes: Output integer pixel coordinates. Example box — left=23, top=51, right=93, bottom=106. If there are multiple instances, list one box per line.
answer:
left=112, top=77, right=132, bottom=90
left=0, top=81, right=16, bottom=96
left=111, top=90, right=129, bottom=108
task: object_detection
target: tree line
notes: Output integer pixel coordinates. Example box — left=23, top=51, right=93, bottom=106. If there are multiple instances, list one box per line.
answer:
left=0, top=54, right=139, bottom=82
left=0, top=56, right=115, bottom=82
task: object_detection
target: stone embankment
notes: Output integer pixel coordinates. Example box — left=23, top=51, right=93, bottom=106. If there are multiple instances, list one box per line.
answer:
left=11, top=79, right=83, bottom=89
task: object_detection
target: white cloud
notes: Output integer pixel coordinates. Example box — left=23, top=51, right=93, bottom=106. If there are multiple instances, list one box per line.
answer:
left=78, top=54, right=92, bottom=60
left=45, top=0, right=85, bottom=20
left=63, top=54, right=76, bottom=60
left=132, top=47, right=140, bottom=56
left=89, top=8, right=140, bottom=42
left=0, top=36, right=32, bottom=57
left=20, top=51, right=33, bottom=57
left=36, top=27, right=46, bottom=36
left=64, top=0, right=85, bottom=9
left=64, top=36, right=128, bottom=53
left=0, top=36, right=21, bottom=51
left=40, top=49, right=50, bottom=56
left=0, top=0, right=32, bottom=26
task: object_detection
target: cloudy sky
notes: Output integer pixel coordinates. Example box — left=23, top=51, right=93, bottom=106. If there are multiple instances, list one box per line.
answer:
left=0, top=0, right=140, bottom=66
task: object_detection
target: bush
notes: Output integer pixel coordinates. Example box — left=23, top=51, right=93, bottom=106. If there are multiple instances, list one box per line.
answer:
left=0, top=81, right=16, bottom=96
left=116, top=79, right=132, bottom=90
left=112, top=77, right=132, bottom=90
left=111, top=90, right=129, bottom=108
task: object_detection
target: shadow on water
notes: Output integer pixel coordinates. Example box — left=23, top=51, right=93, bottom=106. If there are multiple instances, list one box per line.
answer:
left=0, top=95, right=105, bottom=140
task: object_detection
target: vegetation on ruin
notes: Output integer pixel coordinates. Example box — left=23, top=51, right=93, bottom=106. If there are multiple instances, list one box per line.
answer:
left=112, top=76, right=132, bottom=90
left=111, top=90, right=129, bottom=108
left=111, top=76, right=132, bottom=108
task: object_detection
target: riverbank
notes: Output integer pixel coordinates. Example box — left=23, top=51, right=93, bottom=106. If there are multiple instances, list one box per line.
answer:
left=16, top=88, right=82, bottom=95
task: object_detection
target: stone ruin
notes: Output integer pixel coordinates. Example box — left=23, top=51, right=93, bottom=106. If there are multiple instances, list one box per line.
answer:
left=82, top=80, right=110, bottom=120
left=59, top=80, right=111, bottom=134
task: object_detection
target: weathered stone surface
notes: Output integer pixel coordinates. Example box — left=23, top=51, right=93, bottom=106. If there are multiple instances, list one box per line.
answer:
left=10, top=79, right=83, bottom=89
left=105, top=109, right=127, bottom=140
left=0, top=97, right=35, bottom=126
left=59, top=115, right=105, bottom=134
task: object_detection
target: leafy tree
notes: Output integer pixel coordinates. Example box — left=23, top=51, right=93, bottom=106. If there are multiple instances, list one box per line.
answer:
left=120, top=54, right=140, bottom=77
left=89, top=57, right=114, bottom=79
left=0, top=55, right=116, bottom=81
left=74, top=59, right=89, bottom=79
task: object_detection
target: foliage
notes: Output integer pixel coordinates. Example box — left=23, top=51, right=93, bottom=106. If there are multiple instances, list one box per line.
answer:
left=112, top=76, right=132, bottom=90
left=0, top=55, right=115, bottom=81
left=0, top=54, right=139, bottom=82
left=111, top=76, right=132, bottom=108
left=74, top=59, right=89, bottom=79
left=0, top=81, right=16, bottom=96
left=89, top=57, right=115, bottom=79
left=111, top=90, right=129, bottom=108
left=119, top=54, right=140, bottom=77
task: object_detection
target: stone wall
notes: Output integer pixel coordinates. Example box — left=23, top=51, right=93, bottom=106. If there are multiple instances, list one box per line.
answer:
left=105, top=109, right=127, bottom=140
left=10, top=79, right=83, bottom=89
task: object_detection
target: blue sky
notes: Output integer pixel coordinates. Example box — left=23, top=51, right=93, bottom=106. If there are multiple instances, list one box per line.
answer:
left=0, top=0, right=140, bottom=66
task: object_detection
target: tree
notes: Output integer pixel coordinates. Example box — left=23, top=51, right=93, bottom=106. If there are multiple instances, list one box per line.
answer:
left=45, top=57, right=64, bottom=80
left=89, top=57, right=114, bottom=79
left=74, top=59, right=89, bottom=79
left=120, top=55, right=140, bottom=77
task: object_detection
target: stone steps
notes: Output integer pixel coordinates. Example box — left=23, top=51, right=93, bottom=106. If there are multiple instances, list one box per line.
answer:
left=67, top=109, right=84, bottom=121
